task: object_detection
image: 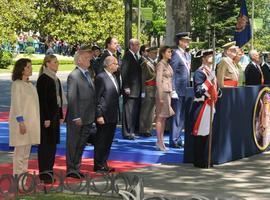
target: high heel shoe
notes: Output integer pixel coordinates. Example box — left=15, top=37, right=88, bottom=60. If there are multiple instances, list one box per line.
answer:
left=155, top=142, right=167, bottom=152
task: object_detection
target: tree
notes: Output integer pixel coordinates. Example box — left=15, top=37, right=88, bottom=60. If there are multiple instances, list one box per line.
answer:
left=32, top=0, right=125, bottom=47
left=165, top=0, right=191, bottom=46
left=0, top=0, right=35, bottom=45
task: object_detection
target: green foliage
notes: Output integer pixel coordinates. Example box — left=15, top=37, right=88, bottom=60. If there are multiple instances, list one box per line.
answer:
left=25, top=46, right=35, bottom=55
left=32, top=0, right=125, bottom=47
left=0, top=50, right=13, bottom=69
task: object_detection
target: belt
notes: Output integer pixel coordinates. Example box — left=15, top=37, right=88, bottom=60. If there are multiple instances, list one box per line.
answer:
left=145, top=80, right=156, bottom=86
left=224, top=80, right=238, bottom=87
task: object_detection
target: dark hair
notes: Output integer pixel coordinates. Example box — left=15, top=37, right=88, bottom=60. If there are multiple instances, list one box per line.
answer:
left=12, top=58, right=31, bottom=81
left=158, top=46, right=171, bottom=62
left=139, top=44, right=148, bottom=56
left=105, top=37, right=113, bottom=48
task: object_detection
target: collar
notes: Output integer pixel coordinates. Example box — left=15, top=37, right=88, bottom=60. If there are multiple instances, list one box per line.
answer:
left=77, top=65, right=88, bottom=74
left=252, top=61, right=259, bottom=67
left=178, top=47, right=185, bottom=53
left=104, top=68, right=113, bottom=77
left=106, top=49, right=114, bottom=56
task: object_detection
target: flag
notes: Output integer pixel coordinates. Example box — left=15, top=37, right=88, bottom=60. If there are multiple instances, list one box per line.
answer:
left=234, top=0, right=252, bottom=47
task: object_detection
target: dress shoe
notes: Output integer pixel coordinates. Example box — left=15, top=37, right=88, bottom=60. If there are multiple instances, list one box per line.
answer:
left=155, top=142, right=167, bottom=152
left=123, top=134, right=135, bottom=140
left=94, top=166, right=115, bottom=173
left=66, top=171, right=85, bottom=179
left=170, top=143, right=181, bottom=148
left=143, top=132, right=152, bottom=137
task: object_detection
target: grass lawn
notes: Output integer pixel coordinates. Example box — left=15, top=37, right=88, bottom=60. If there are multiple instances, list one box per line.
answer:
left=15, top=193, right=119, bottom=200
left=0, top=64, right=75, bottom=74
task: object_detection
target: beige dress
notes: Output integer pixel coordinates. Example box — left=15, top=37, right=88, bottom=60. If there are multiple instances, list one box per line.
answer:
left=9, top=80, right=40, bottom=146
left=155, top=60, right=175, bottom=118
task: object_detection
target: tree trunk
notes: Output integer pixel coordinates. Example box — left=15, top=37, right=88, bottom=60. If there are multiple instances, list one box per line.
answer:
left=165, top=0, right=191, bottom=46
left=124, top=0, right=132, bottom=50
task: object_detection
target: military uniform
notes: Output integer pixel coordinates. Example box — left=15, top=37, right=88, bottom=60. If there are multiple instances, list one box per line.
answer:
left=139, top=56, right=157, bottom=136
left=216, top=56, right=239, bottom=87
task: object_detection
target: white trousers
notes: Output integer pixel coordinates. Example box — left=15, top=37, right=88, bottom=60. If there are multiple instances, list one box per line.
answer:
left=13, top=145, right=32, bottom=175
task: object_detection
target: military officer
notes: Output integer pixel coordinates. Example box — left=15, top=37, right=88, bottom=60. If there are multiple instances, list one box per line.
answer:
left=216, top=41, right=239, bottom=87
left=139, top=47, right=158, bottom=137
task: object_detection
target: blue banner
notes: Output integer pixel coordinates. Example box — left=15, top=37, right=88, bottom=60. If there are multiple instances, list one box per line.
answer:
left=234, top=0, right=252, bottom=47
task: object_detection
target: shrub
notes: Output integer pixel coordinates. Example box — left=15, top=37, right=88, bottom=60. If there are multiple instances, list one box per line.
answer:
left=0, top=50, right=13, bottom=69
left=25, top=46, right=36, bottom=55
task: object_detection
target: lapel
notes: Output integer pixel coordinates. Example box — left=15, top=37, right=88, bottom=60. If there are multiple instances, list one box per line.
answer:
left=76, top=67, right=95, bottom=90
left=104, top=71, right=119, bottom=94
left=175, top=49, right=190, bottom=72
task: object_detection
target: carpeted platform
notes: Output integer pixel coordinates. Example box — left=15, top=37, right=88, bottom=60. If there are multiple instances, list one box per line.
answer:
left=0, top=112, right=183, bottom=164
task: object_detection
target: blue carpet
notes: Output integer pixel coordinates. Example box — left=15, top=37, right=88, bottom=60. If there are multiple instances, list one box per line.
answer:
left=0, top=122, right=183, bottom=164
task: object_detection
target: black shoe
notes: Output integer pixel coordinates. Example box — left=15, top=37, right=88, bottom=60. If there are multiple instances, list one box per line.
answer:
left=170, top=143, right=181, bottom=148
left=123, top=134, right=135, bottom=140
left=143, top=132, right=152, bottom=137
left=66, top=171, right=85, bottom=179
left=94, top=166, right=115, bottom=173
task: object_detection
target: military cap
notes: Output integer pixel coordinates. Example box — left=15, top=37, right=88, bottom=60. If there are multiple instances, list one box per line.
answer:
left=175, top=32, right=191, bottom=40
left=194, top=49, right=213, bottom=58
left=222, top=41, right=237, bottom=49
left=78, top=44, right=92, bottom=52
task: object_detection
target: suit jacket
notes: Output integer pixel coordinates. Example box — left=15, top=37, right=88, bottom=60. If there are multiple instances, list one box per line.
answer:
left=95, top=71, right=120, bottom=123
left=262, top=63, right=270, bottom=84
left=121, top=50, right=142, bottom=98
left=156, top=60, right=173, bottom=101
left=66, top=67, right=96, bottom=125
left=245, top=62, right=263, bottom=85
left=36, top=74, right=63, bottom=144
left=216, top=57, right=239, bottom=87
left=170, top=48, right=190, bottom=97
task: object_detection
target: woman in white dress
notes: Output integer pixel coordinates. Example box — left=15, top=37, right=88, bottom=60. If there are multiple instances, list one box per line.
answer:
left=9, top=58, right=40, bottom=176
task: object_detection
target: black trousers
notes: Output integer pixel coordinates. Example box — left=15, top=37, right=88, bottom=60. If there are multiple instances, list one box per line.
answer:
left=193, top=135, right=209, bottom=167
left=38, top=143, right=57, bottom=180
left=94, top=123, right=116, bottom=168
left=122, top=97, right=140, bottom=137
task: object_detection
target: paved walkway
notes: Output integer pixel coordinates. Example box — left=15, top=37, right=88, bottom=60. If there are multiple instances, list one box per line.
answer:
left=1, top=150, right=269, bottom=199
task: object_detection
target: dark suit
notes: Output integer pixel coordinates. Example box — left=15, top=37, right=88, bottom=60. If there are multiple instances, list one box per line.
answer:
left=66, top=67, right=96, bottom=173
left=262, top=63, right=270, bottom=84
left=169, top=48, right=191, bottom=146
left=94, top=70, right=120, bottom=169
left=36, top=73, right=63, bottom=180
left=121, top=50, right=142, bottom=138
left=245, top=62, right=263, bottom=85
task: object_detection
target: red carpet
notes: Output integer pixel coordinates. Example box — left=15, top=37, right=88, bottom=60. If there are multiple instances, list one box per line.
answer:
left=0, top=112, right=8, bottom=122
left=0, top=156, right=151, bottom=197
left=0, top=155, right=151, bottom=175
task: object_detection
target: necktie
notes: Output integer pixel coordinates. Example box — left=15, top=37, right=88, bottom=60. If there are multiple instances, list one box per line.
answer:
left=85, top=71, right=94, bottom=88
left=257, top=65, right=264, bottom=84
left=135, top=54, right=138, bottom=61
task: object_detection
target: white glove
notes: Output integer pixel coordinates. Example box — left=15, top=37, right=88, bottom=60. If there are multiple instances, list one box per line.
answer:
left=141, top=92, right=146, bottom=98
left=171, top=90, right=179, bottom=99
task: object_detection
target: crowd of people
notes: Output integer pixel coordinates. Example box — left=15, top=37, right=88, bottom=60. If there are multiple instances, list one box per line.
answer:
left=8, top=32, right=270, bottom=185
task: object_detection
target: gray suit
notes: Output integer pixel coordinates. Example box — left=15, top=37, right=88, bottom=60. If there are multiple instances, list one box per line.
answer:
left=66, top=67, right=96, bottom=173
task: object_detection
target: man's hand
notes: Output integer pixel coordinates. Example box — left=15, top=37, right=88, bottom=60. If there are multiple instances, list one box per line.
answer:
left=97, top=117, right=105, bottom=125
left=74, top=118, right=82, bottom=126
left=124, top=88, right=131, bottom=95
left=141, top=92, right=146, bottom=98
left=19, top=122, right=26, bottom=134
left=44, top=120, right=51, bottom=128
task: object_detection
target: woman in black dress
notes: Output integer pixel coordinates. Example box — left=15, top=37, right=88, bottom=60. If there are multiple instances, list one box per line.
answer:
left=36, top=54, right=65, bottom=183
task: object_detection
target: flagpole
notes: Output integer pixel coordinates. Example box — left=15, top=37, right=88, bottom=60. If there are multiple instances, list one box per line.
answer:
left=251, top=0, right=254, bottom=49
